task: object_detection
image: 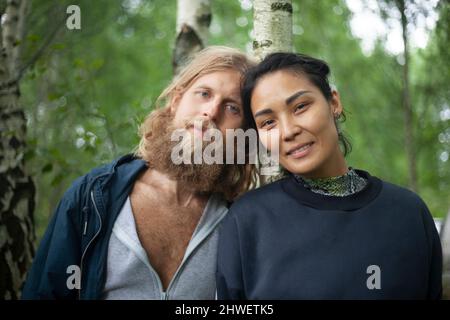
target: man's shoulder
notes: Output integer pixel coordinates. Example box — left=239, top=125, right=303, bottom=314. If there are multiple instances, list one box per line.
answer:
left=62, top=158, right=116, bottom=203
left=63, top=154, right=145, bottom=207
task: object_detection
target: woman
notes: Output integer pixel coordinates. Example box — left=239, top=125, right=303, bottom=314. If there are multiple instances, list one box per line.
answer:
left=216, top=52, right=442, bottom=299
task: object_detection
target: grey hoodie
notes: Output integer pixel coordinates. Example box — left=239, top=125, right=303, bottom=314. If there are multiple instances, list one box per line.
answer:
left=102, top=193, right=228, bottom=299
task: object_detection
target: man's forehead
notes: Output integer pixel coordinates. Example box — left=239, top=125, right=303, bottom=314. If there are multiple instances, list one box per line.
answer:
left=194, top=69, right=241, bottom=84
left=193, top=71, right=242, bottom=95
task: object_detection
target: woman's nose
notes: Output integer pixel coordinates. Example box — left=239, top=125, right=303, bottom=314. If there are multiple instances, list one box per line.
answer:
left=280, top=119, right=301, bottom=141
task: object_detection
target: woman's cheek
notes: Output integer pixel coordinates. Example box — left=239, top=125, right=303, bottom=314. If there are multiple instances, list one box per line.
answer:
left=257, top=129, right=269, bottom=149
left=258, top=128, right=280, bottom=154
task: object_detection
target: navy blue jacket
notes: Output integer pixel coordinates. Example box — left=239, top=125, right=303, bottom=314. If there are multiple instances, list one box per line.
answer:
left=22, top=155, right=147, bottom=299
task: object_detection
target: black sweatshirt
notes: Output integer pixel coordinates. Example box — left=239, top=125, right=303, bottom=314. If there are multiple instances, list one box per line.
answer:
left=216, top=170, right=442, bottom=299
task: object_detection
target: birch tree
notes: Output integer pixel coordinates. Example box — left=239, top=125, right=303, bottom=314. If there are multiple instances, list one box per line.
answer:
left=173, top=0, right=211, bottom=74
left=252, top=0, right=293, bottom=182
left=253, top=0, right=293, bottom=61
left=0, top=0, right=35, bottom=299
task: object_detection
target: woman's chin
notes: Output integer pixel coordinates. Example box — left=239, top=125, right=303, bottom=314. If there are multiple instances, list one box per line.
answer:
left=281, top=158, right=318, bottom=177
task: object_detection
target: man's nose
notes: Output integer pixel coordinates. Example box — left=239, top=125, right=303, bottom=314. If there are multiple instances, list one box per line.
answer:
left=202, top=99, right=221, bottom=121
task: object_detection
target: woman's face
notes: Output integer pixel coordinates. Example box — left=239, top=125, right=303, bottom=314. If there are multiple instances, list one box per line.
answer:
left=250, top=70, right=347, bottom=178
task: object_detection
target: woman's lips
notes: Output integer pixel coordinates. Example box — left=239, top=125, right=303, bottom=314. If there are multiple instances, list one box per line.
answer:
left=286, top=142, right=314, bottom=159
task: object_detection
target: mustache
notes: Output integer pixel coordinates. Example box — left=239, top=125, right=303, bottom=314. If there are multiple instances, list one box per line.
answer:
left=183, top=117, right=218, bottom=131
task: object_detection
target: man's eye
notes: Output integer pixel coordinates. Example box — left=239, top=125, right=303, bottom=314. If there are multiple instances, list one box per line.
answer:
left=196, top=91, right=210, bottom=98
left=225, top=104, right=240, bottom=114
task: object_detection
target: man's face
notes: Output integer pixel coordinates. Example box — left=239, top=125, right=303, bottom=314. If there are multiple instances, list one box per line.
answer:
left=170, top=69, right=244, bottom=136
left=141, top=69, right=246, bottom=194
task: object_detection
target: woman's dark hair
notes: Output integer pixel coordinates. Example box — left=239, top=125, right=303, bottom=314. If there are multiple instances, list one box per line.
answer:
left=241, top=52, right=352, bottom=156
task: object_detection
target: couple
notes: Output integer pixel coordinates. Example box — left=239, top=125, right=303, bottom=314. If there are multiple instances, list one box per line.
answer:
left=22, top=46, right=442, bottom=300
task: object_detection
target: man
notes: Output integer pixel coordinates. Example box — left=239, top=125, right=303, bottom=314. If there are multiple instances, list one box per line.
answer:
left=22, top=46, right=257, bottom=299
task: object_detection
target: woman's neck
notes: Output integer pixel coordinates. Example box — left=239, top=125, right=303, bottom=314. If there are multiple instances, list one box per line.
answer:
left=295, top=168, right=368, bottom=197
left=301, top=146, right=349, bottom=179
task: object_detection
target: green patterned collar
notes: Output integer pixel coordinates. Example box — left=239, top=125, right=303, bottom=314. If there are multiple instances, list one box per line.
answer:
left=294, top=168, right=368, bottom=197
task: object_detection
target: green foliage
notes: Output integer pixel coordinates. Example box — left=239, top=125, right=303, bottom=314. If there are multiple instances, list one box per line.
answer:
left=21, top=0, right=177, bottom=238
left=20, top=0, right=449, bottom=241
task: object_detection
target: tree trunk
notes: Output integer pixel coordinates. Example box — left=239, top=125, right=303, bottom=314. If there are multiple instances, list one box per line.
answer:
left=396, top=0, right=417, bottom=192
left=173, top=0, right=211, bottom=75
left=253, top=0, right=293, bottom=61
left=253, top=0, right=293, bottom=183
left=0, top=0, right=36, bottom=300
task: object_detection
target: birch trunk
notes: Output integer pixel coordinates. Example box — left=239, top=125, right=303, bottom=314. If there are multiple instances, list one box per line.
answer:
left=173, top=0, right=211, bottom=75
left=0, top=0, right=36, bottom=300
left=253, top=0, right=293, bottom=61
left=252, top=0, right=293, bottom=183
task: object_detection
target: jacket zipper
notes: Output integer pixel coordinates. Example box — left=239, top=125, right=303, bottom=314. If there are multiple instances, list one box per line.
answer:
left=141, top=236, right=204, bottom=300
left=145, top=261, right=168, bottom=300
left=77, top=185, right=225, bottom=299
left=78, top=191, right=103, bottom=299
left=161, top=244, right=200, bottom=299
left=151, top=213, right=225, bottom=300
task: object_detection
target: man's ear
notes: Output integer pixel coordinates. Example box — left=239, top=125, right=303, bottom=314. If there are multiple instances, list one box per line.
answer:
left=330, top=89, right=343, bottom=116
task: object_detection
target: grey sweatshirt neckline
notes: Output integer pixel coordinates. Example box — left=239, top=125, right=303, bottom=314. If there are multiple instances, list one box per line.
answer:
left=103, top=193, right=228, bottom=299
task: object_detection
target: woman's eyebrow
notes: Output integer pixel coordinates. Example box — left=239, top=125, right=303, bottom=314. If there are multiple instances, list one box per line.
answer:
left=285, top=90, right=312, bottom=105
left=254, top=90, right=312, bottom=118
left=254, top=108, right=273, bottom=118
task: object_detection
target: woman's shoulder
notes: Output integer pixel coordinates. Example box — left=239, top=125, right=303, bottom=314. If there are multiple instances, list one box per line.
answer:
left=229, top=176, right=291, bottom=214
left=354, top=169, right=428, bottom=210
left=238, top=176, right=290, bottom=201
left=379, top=178, right=428, bottom=208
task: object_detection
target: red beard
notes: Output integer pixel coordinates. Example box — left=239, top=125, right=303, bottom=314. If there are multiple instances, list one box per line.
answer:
left=142, top=108, right=225, bottom=195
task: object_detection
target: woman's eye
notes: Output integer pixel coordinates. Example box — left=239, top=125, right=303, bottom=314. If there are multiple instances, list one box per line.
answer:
left=295, top=103, right=309, bottom=112
left=261, top=119, right=275, bottom=128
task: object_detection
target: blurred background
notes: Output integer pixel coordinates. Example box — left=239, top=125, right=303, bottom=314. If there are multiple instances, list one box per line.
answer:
left=0, top=0, right=449, bottom=299
left=17, top=0, right=449, bottom=240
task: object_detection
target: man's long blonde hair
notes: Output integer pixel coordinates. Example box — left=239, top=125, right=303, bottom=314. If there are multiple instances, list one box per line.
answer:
left=135, top=46, right=258, bottom=201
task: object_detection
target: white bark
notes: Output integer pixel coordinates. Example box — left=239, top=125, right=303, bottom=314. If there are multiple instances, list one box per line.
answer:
left=252, top=0, right=293, bottom=184
left=2, top=0, right=27, bottom=76
left=173, top=0, right=211, bottom=74
left=253, top=0, right=293, bottom=61
left=176, top=0, right=211, bottom=46
left=0, top=0, right=35, bottom=299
